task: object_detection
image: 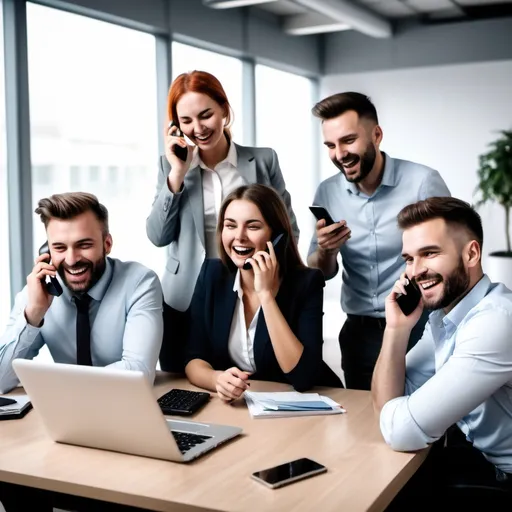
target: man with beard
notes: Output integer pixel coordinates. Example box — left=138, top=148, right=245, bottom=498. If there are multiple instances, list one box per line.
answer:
left=307, top=92, right=450, bottom=390
left=0, top=192, right=163, bottom=394
left=372, top=197, right=512, bottom=505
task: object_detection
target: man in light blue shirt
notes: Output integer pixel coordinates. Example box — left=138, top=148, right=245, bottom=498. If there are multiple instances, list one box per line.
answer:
left=0, top=192, right=163, bottom=394
left=373, top=197, right=512, bottom=503
left=308, top=92, right=450, bottom=390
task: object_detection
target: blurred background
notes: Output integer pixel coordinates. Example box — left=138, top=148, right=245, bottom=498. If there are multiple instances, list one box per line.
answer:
left=2, top=0, right=512, bottom=378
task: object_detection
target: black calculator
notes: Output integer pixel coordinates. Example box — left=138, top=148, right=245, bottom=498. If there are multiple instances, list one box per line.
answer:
left=157, top=388, right=211, bottom=416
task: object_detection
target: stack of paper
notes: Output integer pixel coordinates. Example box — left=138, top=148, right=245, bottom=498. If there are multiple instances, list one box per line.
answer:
left=0, top=394, right=32, bottom=420
left=244, top=391, right=345, bottom=419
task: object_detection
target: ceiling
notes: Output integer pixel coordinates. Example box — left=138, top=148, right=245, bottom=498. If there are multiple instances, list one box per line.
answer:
left=202, top=0, right=512, bottom=38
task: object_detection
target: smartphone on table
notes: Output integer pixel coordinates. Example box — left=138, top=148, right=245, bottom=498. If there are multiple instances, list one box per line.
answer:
left=242, top=232, right=288, bottom=271
left=396, top=278, right=421, bottom=315
left=38, top=241, right=63, bottom=297
left=168, top=120, right=188, bottom=161
left=251, top=457, right=327, bottom=489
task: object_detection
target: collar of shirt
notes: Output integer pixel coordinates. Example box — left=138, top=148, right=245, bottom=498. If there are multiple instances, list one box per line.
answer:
left=61, top=257, right=114, bottom=303
left=232, top=268, right=244, bottom=299
left=344, top=152, right=397, bottom=195
left=190, top=137, right=238, bottom=172
left=429, top=274, right=491, bottom=339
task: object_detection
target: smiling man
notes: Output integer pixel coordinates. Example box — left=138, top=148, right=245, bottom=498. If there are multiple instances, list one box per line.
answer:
left=0, top=192, right=163, bottom=394
left=372, top=197, right=512, bottom=504
left=307, top=92, right=450, bottom=390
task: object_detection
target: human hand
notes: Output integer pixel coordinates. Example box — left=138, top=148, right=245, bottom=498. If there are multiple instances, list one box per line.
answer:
left=316, top=219, right=351, bottom=255
left=385, top=272, right=423, bottom=332
left=244, top=241, right=280, bottom=302
left=164, top=122, right=194, bottom=175
left=215, top=367, right=251, bottom=402
left=24, top=253, right=56, bottom=326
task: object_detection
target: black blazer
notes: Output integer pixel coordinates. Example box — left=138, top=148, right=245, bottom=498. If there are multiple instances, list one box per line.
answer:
left=185, top=259, right=342, bottom=391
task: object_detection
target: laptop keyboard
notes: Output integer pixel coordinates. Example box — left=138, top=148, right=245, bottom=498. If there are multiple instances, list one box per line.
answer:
left=171, top=431, right=212, bottom=454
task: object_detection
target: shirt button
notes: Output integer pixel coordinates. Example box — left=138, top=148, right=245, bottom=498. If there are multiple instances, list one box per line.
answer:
left=373, top=293, right=376, bottom=297
left=370, top=265, right=374, bottom=269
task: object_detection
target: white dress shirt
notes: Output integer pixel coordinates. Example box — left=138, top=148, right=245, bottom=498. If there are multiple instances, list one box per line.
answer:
left=0, top=257, right=163, bottom=393
left=227, top=270, right=259, bottom=373
left=190, top=141, right=246, bottom=258
left=379, top=275, right=512, bottom=473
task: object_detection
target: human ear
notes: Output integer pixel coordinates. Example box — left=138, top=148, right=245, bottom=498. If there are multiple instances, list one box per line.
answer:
left=465, top=240, right=481, bottom=268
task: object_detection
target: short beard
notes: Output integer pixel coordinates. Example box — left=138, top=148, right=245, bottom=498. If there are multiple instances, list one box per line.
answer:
left=422, top=257, right=469, bottom=311
left=58, top=250, right=107, bottom=294
left=333, top=142, right=377, bottom=183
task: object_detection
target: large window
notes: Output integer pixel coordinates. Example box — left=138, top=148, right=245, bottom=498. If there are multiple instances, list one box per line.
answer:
left=255, top=65, right=315, bottom=260
left=172, top=42, right=245, bottom=144
left=27, top=4, right=164, bottom=276
left=0, top=0, right=10, bottom=328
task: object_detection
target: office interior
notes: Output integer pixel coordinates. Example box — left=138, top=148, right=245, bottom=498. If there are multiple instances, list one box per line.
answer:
left=2, top=0, right=512, bottom=384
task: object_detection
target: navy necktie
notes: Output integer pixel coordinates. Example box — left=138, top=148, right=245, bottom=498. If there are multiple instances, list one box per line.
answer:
left=75, top=294, right=92, bottom=366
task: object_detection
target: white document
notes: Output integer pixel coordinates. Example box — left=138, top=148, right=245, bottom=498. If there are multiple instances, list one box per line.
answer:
left=244, top=391, right=346, bottom=419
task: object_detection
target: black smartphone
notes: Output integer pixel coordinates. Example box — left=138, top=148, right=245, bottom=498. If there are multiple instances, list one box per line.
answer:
left=38, top=242, right=63, bottom=297
left=169, top=120, right=188, bottom=161
left=0, top=397, right=17, bottom=407
left=309, top=205, right=335, bottom=226
left=242, top=232, right=288, bottom=271
left=396, top=279, right=421, bottom=316
left=251, top=458, right=327, bottom=489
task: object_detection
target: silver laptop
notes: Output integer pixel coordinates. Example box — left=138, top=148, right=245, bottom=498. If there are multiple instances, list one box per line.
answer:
left=12, top=359, right=242, bottom=462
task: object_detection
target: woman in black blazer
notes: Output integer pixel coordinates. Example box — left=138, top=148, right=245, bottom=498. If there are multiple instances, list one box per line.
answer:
left=185, top=184, right=342, bottom=401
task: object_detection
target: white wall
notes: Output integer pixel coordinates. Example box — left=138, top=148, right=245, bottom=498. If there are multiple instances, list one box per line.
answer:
left=319, top=59, right=512, bottom=268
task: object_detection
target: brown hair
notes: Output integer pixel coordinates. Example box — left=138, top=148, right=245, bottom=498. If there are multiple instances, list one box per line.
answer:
left=397, top=197, right=483, bottom=250
left=216, top=184, right=304, bottom=274
left=312, top=91, right=379, bottom=124
left=35, top=192, right=109, bottom=236
left=167, top=70, right=233, bottom=138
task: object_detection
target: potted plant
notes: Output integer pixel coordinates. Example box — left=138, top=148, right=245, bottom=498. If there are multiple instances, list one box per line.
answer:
left=474, top=129, right=512, bottom=287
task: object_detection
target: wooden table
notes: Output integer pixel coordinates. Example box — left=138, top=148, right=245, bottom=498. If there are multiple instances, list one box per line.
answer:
left=0, top=373, right=428, bottom=512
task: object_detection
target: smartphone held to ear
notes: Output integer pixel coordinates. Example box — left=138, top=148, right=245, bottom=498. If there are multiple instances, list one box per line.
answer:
left=251, top=458, right=327, bottom=489
left=168, top=120, right=188, bottom=162
left=242, top=232, right=287, bottom=271
left=38, top=242, right=63, bottom=297
left=396, top=279, right=421, bottom=315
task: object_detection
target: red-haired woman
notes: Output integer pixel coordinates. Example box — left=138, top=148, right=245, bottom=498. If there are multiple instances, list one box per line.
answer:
left=146, top=70, right=299, bottom=373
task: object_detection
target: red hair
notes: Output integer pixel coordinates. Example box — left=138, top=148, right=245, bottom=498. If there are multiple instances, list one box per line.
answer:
left=167, top=70, right=233, bottom=137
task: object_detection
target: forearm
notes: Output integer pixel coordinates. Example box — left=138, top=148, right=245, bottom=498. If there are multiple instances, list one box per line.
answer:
left=185, top=359, right=220, bottom=392
left=260, top=295, right=304, bottom=373
left=307, top=248, right=338, bottom=279
left=371, top=327, right=410, bottom=414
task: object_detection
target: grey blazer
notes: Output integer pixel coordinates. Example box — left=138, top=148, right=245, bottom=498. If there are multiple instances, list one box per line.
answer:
left=146, top=144, right=300, bottom=311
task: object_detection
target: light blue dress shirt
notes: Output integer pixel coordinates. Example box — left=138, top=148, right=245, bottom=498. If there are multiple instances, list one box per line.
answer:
left=0, top=257, right=163, bottom=393
left=308, top=154, right=450, bottom=317
left=380, top=275, right=512, bottom=473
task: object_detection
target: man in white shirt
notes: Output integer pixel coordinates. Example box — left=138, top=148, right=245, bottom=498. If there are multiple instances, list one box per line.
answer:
left=372, top=197, right=512, bottom=505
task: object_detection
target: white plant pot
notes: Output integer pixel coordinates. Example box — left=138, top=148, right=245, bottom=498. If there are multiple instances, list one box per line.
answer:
left=486, top=253, right=512, bottom=290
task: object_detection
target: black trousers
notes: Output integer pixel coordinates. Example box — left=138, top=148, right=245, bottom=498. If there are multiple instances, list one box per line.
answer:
left=339, top=309, right=429, bottom=390
left=387, top=425, right=512, bottom=510
left=158, top=302, right=190, bottom=373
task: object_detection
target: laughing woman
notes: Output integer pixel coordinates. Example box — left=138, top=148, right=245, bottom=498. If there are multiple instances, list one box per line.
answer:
left=146, top=71, right=299, bottom=373
left=184, top=184, right=342, bottom=400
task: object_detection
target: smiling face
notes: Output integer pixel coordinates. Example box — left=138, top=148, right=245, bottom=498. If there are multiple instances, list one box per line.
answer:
left=401, top=218, right=478, bottom=312
left=46, top=210, right=112, bottom=293
left=221, top=199, right=272, bottom=270
left=322, top=110, right=381, bottom=183
left=176, top=91, right=227, bottom=152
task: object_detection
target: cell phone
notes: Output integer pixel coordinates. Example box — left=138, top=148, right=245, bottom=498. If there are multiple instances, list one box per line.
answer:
left=0, top=397, right=17, bottom=407
left=309, top=205, right=335, bottom=226
left=38, top=241, right=63, bottom=297
left=169, top=120, right=188, bottom=161
left=396, top=278, right=421, bottom=316
left=251, top=458, right=327, bottom=489
left=242, top=232, right=288, bottom=271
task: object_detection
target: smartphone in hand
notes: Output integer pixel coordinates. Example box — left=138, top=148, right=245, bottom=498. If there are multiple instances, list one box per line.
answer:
left=396, top=279, right=421, bottom=315
left=243, top=232, right=288, bottom=271
left=309, top=205, right=335, bottom=226
left=38, top=241, right=63, bottom=297
left=168, top=120, right=188, bottom=161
